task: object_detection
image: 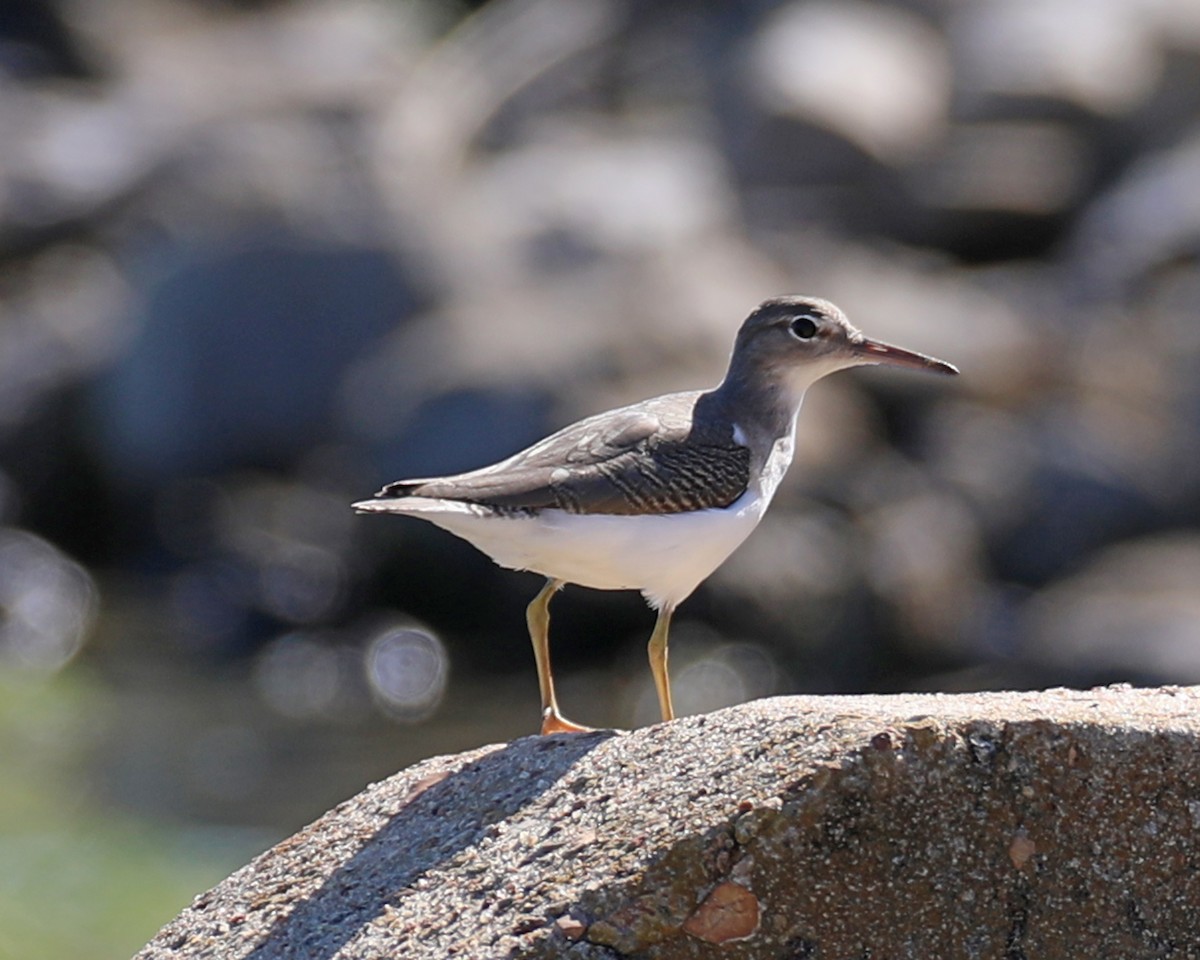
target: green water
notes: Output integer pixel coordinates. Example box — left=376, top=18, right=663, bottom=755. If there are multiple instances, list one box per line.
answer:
left=0, top=672, right=262, bottom=960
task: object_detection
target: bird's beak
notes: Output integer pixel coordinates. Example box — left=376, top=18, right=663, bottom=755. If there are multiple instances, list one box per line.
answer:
left=852, top=337, right=959, bottom=376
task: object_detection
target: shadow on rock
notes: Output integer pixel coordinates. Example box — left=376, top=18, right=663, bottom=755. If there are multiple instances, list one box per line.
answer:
left=243, top=730, right=615, bottom=960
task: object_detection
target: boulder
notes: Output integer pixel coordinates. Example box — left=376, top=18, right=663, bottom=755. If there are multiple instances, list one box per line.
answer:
left=135, top=686, right=1200, bottom=959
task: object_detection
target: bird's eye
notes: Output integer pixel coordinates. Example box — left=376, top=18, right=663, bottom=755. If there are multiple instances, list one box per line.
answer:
left=790, top=315, right=819, bottom=339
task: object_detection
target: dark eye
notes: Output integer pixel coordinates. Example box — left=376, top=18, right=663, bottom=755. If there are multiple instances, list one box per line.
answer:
left=790, top=315, right=818, bottom=339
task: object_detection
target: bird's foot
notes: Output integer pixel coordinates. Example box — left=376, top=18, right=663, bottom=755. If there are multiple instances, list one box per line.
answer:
left=540, top=708, right=593, bottom=735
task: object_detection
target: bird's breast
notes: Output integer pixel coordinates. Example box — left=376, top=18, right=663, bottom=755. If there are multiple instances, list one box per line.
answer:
left=756, top=432, right=796, bottom=504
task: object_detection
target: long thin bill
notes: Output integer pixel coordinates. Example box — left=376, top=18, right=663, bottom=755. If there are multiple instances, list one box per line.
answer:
left=854, top=337, right=959, bottom=375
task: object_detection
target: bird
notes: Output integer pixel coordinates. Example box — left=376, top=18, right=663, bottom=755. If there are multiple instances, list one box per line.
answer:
left=353, top=296, right=958, bottom=734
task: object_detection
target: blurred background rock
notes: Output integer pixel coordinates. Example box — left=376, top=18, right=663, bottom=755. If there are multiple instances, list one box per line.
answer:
left=1, top=0, right=1199, bottom=955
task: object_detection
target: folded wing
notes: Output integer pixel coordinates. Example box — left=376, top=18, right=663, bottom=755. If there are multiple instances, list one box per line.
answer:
left=367, top=392, right=750, bottom=516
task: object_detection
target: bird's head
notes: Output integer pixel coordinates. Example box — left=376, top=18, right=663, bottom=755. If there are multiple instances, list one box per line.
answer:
left=727, top=295, right=958, bottom=404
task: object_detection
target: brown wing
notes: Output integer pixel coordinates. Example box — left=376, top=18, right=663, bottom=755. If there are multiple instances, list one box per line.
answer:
left=545, top=431, right=750, bottom=514
left=375, top=392, right=750, bottom=516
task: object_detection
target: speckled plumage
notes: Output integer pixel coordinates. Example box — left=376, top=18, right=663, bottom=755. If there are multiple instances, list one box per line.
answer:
left=380, top=391, right=751, bottom=517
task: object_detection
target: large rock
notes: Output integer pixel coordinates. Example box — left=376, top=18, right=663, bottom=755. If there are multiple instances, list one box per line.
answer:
left=136, top=687, right=1200, bottom=959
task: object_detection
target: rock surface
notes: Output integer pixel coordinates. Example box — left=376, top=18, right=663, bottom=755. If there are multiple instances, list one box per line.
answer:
left=135, top=687, right=1200, bottom=959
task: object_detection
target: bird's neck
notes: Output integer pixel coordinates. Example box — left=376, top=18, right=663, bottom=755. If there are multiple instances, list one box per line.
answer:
left=707, top=364, right=805, bottom=452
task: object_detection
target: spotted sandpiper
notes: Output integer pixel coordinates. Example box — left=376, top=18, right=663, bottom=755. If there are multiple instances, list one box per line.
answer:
left=354, top=296, right=957, bottom=734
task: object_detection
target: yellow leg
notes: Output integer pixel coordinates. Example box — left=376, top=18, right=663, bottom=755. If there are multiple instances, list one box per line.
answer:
left=526, top=579, right=591, bottom=735
left=647, top=604, right=676, bottom=723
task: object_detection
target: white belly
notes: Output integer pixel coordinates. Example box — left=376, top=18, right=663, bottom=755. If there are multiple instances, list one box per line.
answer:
left=427, top=494, right=762, bottom=609
left=401, top=432, right=796, bottom=609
